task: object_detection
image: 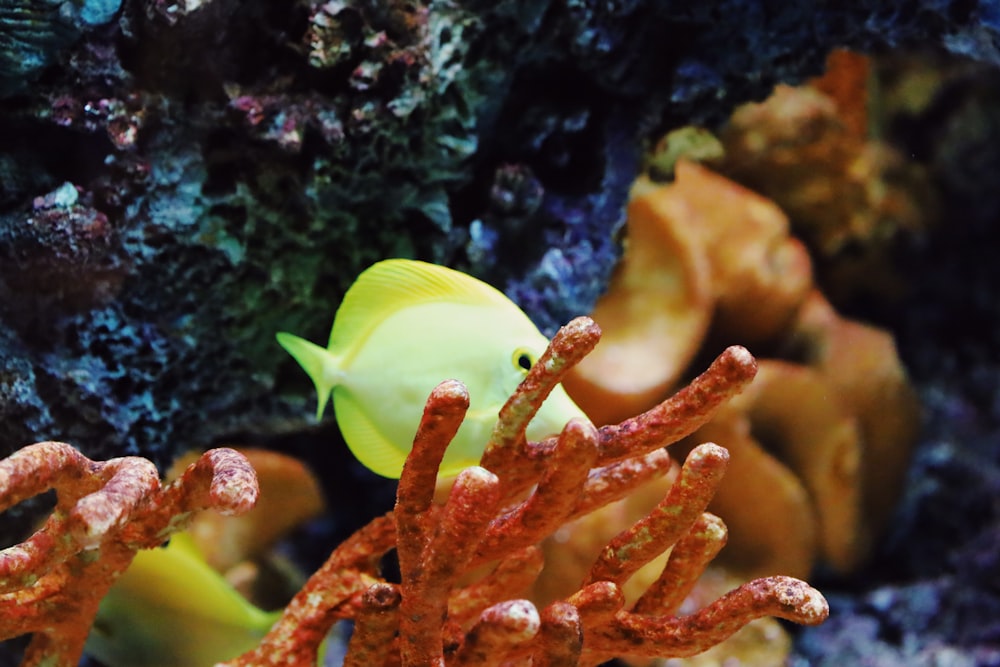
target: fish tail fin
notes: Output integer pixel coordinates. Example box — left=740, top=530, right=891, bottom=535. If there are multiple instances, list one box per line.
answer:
left=276, top=332, right=341, bottom=421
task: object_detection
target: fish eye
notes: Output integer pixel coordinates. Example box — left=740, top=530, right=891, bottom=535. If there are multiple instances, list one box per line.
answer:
left=512, top=348, right=535, bottom=372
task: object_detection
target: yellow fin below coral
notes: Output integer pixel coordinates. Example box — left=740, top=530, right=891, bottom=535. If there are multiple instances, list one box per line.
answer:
left=85, top=533, right=281, bottom=667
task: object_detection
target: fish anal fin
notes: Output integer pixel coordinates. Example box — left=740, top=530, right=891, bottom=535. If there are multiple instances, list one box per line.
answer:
left=333, top=390, right=408, bottom=479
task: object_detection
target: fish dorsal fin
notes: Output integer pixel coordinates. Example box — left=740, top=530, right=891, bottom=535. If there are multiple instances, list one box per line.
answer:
left=333, top=389, right=409, bottom=478
left=329, top=259, right=513, bottom=350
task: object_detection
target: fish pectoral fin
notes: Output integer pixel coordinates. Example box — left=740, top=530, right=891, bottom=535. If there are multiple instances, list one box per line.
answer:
left=333, top=391, right=408, bottom=479
left=276, top=332, right=339, bottom=420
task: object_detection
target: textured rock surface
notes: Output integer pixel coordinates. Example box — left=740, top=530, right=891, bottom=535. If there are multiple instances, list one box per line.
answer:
left=0, top=0, right=996, bottom=472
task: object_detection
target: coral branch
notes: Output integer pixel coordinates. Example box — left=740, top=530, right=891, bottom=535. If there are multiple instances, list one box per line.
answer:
left=533, top=602, right=583, bottom=667
left=448, top=546, right=545, bottom=628
left=0, top=443, right=158, bottom=592
left=0, top=443, right=258, bottom=667
left=596, top=345, right=758, bottom=463
left=568, top=449, right=676, bottom=520
left=484, top=317, right=602, bottom=463
left=587, top=576, right=829, bottom=660
left=473, top=418, right=598, bottom=564
left=400, top=466, right=501, bottom=667
left=397, top=379, right=471, bottom=540
left=344, top=583, right=402, bottom=667
left=484, top=343, right=756, bottom=500
left=220, top=515, right=394, bottom=666
left=69, top=457, right=161, bottom=548
left=452, top=600, right=540, bottom=667
left=587, top=443, right=729, bottom=586
left=567, top=581, right=626, bottom=627
left=0, top=442, right=102, bottom=512
left=633, top=512, right=728, bottom=615
left=482, top=318, right=602, bottom=497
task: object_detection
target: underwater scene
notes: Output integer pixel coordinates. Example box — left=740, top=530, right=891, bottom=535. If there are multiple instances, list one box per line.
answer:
left=1, top=1, right=999, bottom=665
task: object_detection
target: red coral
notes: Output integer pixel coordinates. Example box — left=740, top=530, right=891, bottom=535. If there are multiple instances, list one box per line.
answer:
left=0, top=443, right=259, bottom=666
left=223, top=316, right=827, bottom=665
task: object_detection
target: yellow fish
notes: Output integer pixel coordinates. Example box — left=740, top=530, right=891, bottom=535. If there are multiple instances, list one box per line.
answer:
left=85, top=533, right=282, bottom=667
left=276, top=259, right=589, bottom=478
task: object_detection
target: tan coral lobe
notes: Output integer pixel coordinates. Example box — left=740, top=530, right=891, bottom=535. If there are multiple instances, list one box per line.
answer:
left=564, top=149, right=919, bottom=580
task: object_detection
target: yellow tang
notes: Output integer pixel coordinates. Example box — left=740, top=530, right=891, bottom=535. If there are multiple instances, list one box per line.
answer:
left=276, top=259, right=589, bottom=478
left=85, top=532, right=282, bottom=667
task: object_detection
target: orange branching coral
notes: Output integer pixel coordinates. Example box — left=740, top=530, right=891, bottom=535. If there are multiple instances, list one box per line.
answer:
left=222, top=316, right=828, bottom=666
left=0, top=442, right=259, bottom=666
left=168, top=447, right=325, bottom=577
left=560, top=173, right=714, bottom=426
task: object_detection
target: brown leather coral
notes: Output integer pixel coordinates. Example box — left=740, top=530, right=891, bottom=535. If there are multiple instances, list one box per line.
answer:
left=710, top=360, right=866, bottom=575
left=669, top=161, right=813, bottom=345
left=717, top=49, right=933, bottom=302
left=564, top=161, right=812, bottom=427
left=685, top=294, right=920, bottom=578
left=562, top=175, right=713, bottom=427
left=564, top=160, right=919, bottom=579
left=787, top=290, right=921, bottom=549
left=678, top=397, right=820, bottom=581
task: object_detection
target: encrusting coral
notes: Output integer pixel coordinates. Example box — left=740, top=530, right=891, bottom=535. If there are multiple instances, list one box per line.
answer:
left=219, top=316, right=827, bottom=666
left=0, top=442, right=259, bottom=666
